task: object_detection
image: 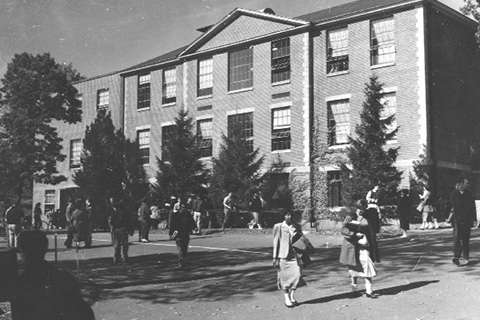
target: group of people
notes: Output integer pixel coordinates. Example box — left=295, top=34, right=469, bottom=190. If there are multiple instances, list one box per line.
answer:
left=64, top=198, right=94, bottom=249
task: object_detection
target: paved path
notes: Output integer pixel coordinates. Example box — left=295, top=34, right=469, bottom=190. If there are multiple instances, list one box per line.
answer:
left=2, top=226, right=480, bottom=320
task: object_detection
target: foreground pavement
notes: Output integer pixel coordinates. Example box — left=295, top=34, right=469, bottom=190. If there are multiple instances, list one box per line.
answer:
left=2, top=226, right=480, bottom=320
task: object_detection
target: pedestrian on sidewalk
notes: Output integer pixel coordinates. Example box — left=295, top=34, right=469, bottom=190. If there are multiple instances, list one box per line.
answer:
left=418, top=183, right=439, bottom=229
left=249, top=191, right=264, bottom=230
left=11, top=230, right=95, bottom=320
left=191, top=194, right=204, bottom=235
left=5, top=200, right=24, bottom=248
left=64, top=198, right=75, bottom=248
left=449, top=177, right=476, bottom=266
left=169, top=198, right=197, bottom=269
left=72, top=199, right=90, bottom=248
left=339, top=199, right=379, bottom=298
left=397, top=189, right=411, bottom=238
left=33, top=202, right=42, bottom=230
left=138, top=198, right=151, bottom=243
left=109, top=198, right=133, bottom=263
left=222, top=192, right=236, bottom=230
left=273, top=211, right=305, bottom=308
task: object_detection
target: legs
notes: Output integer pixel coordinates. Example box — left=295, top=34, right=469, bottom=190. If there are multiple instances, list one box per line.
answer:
left=141, top=219, right=150, bottom=242
left=64, top=223, right=74, bottom=248
left=453, top=225, right=471, bottom=261
left=222, top=209, right=232, bottom=230
left=175, top=237, right=190, bottom=268
left=193, top=212, right=202, bottom=234
left=113, top=228, right=129, bottom=262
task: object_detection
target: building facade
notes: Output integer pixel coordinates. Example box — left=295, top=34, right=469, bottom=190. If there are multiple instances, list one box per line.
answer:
left=33, top=0, right=480, bottom=213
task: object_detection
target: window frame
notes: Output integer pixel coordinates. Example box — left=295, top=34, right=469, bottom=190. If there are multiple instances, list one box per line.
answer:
left=326, top=27, right=349, bottom=74
left=196, top=118, right=213, bottom=158
left=227, top=112, right=254, bottom=152
left=370, top=17, right=396, bottom=66
left=380, top=92, right=397, bottom=141
left=328, top=171, right=342, bottom=207
left=137, top=73, right=151, bottom=110
left=197, top=57, right=213, bottom=97
left=271, top=38, right=290, bottom=83
left=137, top=129, right=150, bottom=165
left=162, top=67, right=177, bottom=105
left=228, top=47, right=254, bottom=92
left=327, top=99, right=350, bottom=146
left=271, top=107, right=291, bottom=151
left=69, top=138, right=82, bottom=169
left=161, top=125, right=176, bottom=161
left=97, top=88, right=109, bottom=110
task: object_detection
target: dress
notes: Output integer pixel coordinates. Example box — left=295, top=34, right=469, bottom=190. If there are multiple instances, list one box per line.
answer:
left=397, top=192, right=411, bottom=231
left=72, top=208, right=89, bottom=243
left=273, top=221, right=305, bottom=291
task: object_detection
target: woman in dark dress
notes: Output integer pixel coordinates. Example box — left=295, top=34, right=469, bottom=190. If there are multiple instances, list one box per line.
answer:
left=397, top=189, right=411, bottom=238
left=339, top=199, right=380, bottom=298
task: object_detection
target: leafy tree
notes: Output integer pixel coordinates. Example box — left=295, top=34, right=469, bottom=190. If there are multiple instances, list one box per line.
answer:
left=340, top=75, right=402, bottom=206
left=74, top=110, right=146, bottom=225
left=210, top=123, right=264, bottom=209
left=461, top=1, right=480, bottom=45
left=0, top=53, right=82, bottom=203
left=150, top=109, right=208, bottom=204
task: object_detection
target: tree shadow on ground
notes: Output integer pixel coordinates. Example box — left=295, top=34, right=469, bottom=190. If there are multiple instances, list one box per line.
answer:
left=54, top=229, right=480, bottom=306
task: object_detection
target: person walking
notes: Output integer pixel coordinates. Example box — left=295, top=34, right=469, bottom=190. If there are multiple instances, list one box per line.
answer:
left=64, top=198, right=76, bottom=248
left=11, top=230, right=95, bottom=320
left=33, top=202, right=43, bottom=230
left=72, top=199, right=90, bottom=248
left=150, top=202, right=161, bottom=230
left=397, top=189, right=411, bottom=238
left=169, top=198, right=197, bottom=269
left=339, top=199, right=380, bottom=298
left=5, top=201, right=25, bottom=248
left=418, top=183, right=439, bottom=229
left=109, top=198, right=133, bottom=263
left=249, top=191, right=264, bottom=229
left=191, top=194, right=204, bottom=235
left=85, top=198, right=94, bottom=248
left=450, top=177, right=477, bottom=266
left=138, top=198, right=151, bottom=243
left=273, top=211, right=305, bottom=308
left=222, top=192, right=236, bottom=231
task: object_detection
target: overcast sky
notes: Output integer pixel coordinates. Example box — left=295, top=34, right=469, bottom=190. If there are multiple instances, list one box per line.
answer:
left=0, top=0, right=468, bottom=79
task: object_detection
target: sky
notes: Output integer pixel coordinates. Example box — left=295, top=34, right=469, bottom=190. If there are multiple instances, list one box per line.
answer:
left=0, top=0, right=468, bottom=79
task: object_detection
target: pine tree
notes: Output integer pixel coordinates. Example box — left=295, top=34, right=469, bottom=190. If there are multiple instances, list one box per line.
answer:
left=0, top=53, right=82, bottom=203
left=341, top=75, right=402, bottom=206
left=150, top=109, right=208, bottom=204
left=210, top=123, right=264, bottom=209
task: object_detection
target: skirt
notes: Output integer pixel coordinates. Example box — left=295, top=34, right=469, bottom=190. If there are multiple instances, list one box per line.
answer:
left=277, top=258, right=304, bottom=291
left=348, top=249, right=377, bottom=278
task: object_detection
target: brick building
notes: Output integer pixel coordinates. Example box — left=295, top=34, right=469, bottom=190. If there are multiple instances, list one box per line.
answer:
left=33, top=0, right=480, bottom=214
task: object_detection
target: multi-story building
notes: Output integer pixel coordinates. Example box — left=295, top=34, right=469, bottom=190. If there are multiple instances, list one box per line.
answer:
left=33, top=0, right=480, bottom=214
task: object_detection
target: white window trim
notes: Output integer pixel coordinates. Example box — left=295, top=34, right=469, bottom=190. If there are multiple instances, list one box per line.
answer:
left=325, top=93, right=351, bottom=102
left=196, top=115, right=213, bottom=121
left=226, top=107, right=255, bottom=116
left=135, top=124, right=151, bottom=131
left=270, top=101, right=291, bottom=110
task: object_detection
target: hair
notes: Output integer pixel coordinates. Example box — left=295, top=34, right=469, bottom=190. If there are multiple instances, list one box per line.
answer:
left=356, top=199, right=367, bottom=210
left=17, top=230, right=49, bottom=262
left=35, top=202, right=41, bottom=208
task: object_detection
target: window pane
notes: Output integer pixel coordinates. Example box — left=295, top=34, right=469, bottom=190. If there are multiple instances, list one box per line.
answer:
left=371, top=17, right=395, bottom=65
left=197, top=119, right=213, bottom=157
left=162, top=125, right=176, bottom=161
left=137, top=129, right=150, bottom=165
left=70, top=139, right=82, bottom=169
left=328, top=171, right=342, bottom=207
left=228, top=112, right=254, bottom=152
left=228, top=47, right=253, bottom=91
left=97, top=89, right=109, bottom=110
left=272, top=107, right=291, bottom=151
left=327, top=28, right=349, bottom=73
left=327, top=100, right=350, bottom=146
left=45, top=190, right=55, bottom=204
left=198, top=58, right=213, bottom=96
left=271, top=38, right=290, bottom=83
left=381, top=92, right=397, bottom=139
left=162, top=68, right=177, bottom=104
left=138, top=73, right=151, bottom=109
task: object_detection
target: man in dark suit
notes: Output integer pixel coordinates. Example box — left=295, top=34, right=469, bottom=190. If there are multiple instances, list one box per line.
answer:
left=450, top=177, right=477, bottom=266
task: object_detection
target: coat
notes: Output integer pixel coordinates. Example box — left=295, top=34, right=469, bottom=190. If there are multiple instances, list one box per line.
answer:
left=169, top=207, right=196, bottom=239
left=273, top=221, right=301, bottom=259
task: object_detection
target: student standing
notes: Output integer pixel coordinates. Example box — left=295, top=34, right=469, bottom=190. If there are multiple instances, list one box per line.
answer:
left=169, top=198, right=197, bottom=269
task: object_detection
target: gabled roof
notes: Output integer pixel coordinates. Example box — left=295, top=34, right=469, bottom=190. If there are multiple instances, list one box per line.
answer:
left=179, top=7, right=309, bottom=56
left=120, top=45, right=188, bottom=75
left=295, top=0, right=418, bottom=23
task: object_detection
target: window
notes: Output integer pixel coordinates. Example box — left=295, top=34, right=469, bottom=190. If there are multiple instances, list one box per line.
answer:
left=228, top=112, right=253, bottom=152
left=371, top=17, right=395, bottom=65
left=97, top=89, right=109, bottom=110
left=69, top=139, right=82, bottom=169
left=75, top=94, right=83, bottom=110
left=197, top=58, right=213, bottom=97
left=327, top=28, right=349, bottom=74
left=270, top=173, right=290, bottom=209
left=271, top=38, right=290, bottom=83
left=272, top=107, right=291, bottom=151
left=328, top=171, right=342, bottom=207
left=327, top=100, right=350, bottom=146
left=228, top=47, right=253, bottom=91
left=138, top=73, right=151, bottom=109
left=197, top=119, right=213, bottom=157
left=44, top=190, right=55, bottom=213
left=137, top=129, right=150, bottom=165
left=162, top=67, right=176, bottom=104
left=381, top=92, right=397, bottom=140
left=161, top=125, right=176, bottom=161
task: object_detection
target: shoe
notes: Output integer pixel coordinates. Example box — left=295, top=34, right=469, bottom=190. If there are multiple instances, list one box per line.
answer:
left=463, top=259, right=470, bottom=266
left=290, top=300, right=300, bottom=306
left=365, top=293, right=378, bottom=299
left=141, top=239, right=149, bottom=243
left=121, top=257, right=128, bottom=263
left=258, top=226, right=263, bottom=230
left=400, top=234, right=408, bottom=238
left=249, top=225, right=254, bottom=230
left=113, top=258, right=119, bottom=263
left=285, top=302, right=294, bottom=308
left=452, top=257, right=460, bottom=266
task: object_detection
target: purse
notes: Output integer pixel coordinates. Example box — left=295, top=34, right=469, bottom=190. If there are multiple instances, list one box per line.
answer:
left=292, top=234, right=314, bottom=254
left=357, top=235, right=370, bottom=248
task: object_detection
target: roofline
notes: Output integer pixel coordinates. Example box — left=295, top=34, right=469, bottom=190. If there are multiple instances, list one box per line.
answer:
left=427, top=0, right=478, bottom=29
left=180, top=7, right=309, bottom=56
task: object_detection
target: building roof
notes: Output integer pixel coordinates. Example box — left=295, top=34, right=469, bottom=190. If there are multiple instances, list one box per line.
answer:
left=295, top=0, right=415, bottom=23
left=120, top=45, right=188, bottom=74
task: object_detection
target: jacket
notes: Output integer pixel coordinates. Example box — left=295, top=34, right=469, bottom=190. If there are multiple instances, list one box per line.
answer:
left=273, top=221, right=300, bottom=259
left=450, top=189, right=476, bottom=226
left=169, top=207, right=196, bottom=239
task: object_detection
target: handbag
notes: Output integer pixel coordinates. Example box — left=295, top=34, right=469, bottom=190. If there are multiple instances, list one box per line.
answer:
left=357, top=235, right=370, bottom=248
left=292, top=234, right=314, bottom=254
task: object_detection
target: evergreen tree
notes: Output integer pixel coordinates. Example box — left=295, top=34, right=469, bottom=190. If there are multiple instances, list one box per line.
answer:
left=0, top=53, right=82, bottom=203
left=210, top=123, right=264, bottom=209
left=341, top=75, right=402, bottom=206
left=150, top=109, right=208, bottom=204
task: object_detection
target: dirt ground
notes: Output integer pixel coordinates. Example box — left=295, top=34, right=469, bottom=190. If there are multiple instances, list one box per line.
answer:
left=1, top=224, right=480, bottom=320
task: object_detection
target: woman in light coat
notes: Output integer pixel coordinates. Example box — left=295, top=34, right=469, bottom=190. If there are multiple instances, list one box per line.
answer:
left=273, top=211, right=305, bottom=308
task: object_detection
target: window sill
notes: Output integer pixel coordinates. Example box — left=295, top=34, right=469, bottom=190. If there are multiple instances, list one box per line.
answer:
left=271, top=80, right=290, bottom=87
left=162, top=102, right=176, bottom=107
left=272, top=149, right=291, bottom=154
left=197, top=95, right=213, bottom=100
left=137, top=107, right=150, bottom=112
left=371, top=62, right=395, bottom=70
left=328, top=144, right=349, bottom=150
left=327, top=70, right=349, bottom=77
left=228, top=87, right=253, bottom=95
